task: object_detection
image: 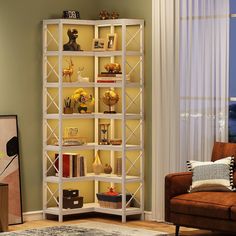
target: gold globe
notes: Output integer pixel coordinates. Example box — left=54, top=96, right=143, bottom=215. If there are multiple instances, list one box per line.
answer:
left=102, top=89, right=119, bottom=113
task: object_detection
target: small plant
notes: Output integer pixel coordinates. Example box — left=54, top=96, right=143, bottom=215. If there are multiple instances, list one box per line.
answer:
left=63, top=97, right=73, bottom=114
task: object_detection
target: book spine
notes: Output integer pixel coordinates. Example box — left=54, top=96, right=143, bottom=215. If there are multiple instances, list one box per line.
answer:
left=97, top=80, right=117, bottom=83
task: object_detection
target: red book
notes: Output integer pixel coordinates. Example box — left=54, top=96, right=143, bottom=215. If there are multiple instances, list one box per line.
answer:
left=55, top=153, right=75, bottom=177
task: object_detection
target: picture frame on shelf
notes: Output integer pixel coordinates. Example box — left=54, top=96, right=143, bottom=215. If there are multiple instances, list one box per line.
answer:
left=92, top=38, right=106, bottom=51
left=107, top=33, right=117, bottom=51
left=64, top=127, right=79, bottom=139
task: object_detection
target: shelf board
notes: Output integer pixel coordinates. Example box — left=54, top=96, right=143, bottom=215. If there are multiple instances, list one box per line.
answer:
left=45, top=203, right=142, bottom=216
left=45, top=82, right=142, bottom=88
left=45, top=174, right=141, bottom=183
left=44, top=50, right=142, bottom=57
left=45, top=113, right=143, bottom=120
left=45, top=143, right=142, bottom=151
left=94, top=144, right=142, bottom=151
left=43, top=19, right=144, bottom=27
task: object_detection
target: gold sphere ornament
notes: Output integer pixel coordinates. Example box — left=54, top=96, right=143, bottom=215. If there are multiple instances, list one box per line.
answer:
left=102, top=89, right=119, bottom=113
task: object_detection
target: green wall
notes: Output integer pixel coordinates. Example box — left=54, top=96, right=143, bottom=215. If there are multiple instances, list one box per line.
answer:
left=0, top=0, right=152, bottom=213
left=0, top=0, right=98, bottom=212
left=98, top=0, right=152, bottom=211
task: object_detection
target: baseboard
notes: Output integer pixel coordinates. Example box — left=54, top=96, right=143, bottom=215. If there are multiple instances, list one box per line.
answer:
left=144, top=211, right=153, bottom=221
left=23, top=210, right=154, bottom=222
left=23, top=210, right=43, bottom=222
left=144, top=211, right=164, bottom=222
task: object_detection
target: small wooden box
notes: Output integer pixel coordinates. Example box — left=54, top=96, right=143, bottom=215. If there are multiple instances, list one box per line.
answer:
left=58, top=196, right=83, bottom=209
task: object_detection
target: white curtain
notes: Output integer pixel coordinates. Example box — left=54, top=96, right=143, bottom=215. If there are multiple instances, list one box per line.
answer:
left=179, top=0, right=229, bottom=167
left=152, top=0, right=180, bottom=221
left=152, top=0, right=229, bottom=221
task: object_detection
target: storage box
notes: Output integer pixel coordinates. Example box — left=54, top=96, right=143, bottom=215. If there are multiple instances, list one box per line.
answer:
left=96, top=193, right=132, bottom=209
left=57, top=196, right=83, bottom=209
left=63, top=189, right=79, bottom=198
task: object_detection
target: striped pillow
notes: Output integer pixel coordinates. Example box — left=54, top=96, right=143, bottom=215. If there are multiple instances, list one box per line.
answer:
left=187, top=157, right=235, bottom=192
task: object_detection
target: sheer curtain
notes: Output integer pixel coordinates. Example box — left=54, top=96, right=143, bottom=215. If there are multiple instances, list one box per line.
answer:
left=152, top=0, right=229, bottom=221
left=179, top=0, right=229, bottom=167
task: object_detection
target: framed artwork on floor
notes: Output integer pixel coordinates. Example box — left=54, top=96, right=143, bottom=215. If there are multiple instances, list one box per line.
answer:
left=0, top=115, right=23, bottom=225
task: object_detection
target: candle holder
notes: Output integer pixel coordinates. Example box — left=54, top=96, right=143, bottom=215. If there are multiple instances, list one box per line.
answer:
left=99, top=123, right=110, bottom=145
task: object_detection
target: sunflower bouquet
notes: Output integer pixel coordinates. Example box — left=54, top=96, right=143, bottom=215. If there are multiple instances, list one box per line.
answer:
left=72, top=88, right=94, bottom=113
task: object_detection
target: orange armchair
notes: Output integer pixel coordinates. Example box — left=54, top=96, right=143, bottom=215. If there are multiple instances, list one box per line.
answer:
left=165, top=142, right=236, bottom=235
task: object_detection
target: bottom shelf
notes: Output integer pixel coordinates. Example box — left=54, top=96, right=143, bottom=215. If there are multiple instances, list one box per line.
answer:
left=45, top=203, right=142, bottom=216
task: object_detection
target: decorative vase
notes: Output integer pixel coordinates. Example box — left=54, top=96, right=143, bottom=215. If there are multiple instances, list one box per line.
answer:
left=92, top=152, right=103, bottom=175
left=104, top=164, right=112, bottom=174
left=78, top=105, right=87, bottom=113
left=63, top=107, right=73, bottom=114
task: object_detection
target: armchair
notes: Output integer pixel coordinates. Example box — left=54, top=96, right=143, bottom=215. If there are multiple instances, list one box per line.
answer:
left=165, top=142, right=236, bottom=235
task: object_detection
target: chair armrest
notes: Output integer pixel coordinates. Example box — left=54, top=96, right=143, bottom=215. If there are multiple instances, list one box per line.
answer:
left=165, top=172, right=192, bottom=222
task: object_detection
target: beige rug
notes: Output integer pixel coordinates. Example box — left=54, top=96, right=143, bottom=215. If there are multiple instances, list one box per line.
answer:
left=0, top=221, right=172, bottom=235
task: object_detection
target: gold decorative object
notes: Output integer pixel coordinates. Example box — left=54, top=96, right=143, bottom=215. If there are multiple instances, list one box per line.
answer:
left=63, top=58, right=74, bottom=82
left=102, top=89, right=119, bottom=113
left=92, top=152, right=103, bottom=175
left=104, top=63, right=121, bottom=74
left=99, top=123, right=110, bottom=145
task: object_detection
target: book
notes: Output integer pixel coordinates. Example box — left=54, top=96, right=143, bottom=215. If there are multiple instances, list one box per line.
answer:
left=55, top=153, right=78, bottom=178
left=97, top=80, right=117, bottom=83
left=99, top=72, right=122, bottom=76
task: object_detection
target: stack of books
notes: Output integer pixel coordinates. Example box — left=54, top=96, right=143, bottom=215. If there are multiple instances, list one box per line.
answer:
left=55, top=153, right=87, bottom=178
left=97, top=72, right=130, bottom=83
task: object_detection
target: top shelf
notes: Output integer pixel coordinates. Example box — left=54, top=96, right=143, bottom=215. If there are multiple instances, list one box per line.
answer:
left=43, top=19, right=144, bottom=26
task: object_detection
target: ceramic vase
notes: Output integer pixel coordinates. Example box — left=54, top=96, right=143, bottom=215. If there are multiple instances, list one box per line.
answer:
left=92, top=152, right=103, bottom=175
left=104, top=164, right=112, bottom=174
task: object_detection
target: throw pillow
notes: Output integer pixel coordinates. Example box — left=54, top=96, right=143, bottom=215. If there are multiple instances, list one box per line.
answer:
left=187, top=156, right=235, bottom=192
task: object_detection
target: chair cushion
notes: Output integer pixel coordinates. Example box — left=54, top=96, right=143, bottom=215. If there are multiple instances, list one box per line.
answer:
left=171, top=192, right=236, bottom=220
left=187, top=157, right=234, bottom=192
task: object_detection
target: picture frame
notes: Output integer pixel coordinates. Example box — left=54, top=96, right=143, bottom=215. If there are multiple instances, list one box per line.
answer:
left=107, top=33, right=117, bottom=51
left=0, top=115, right=23, bottom=225
left=64, top=127, right=79, bottom=138
left=92, top=38, right=106, bottom=51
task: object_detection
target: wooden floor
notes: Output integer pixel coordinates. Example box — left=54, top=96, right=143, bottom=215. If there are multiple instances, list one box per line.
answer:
left=7, top=214, right=234, bottom=236
left=4, top=214, right=232, bottom=236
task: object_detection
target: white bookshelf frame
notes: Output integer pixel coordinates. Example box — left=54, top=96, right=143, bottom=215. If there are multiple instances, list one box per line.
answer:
left=42, top=18, right=144, bottom=222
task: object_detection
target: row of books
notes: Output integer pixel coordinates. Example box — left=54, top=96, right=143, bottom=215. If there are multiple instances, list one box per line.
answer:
left=55, top=153, right=87, bottom=178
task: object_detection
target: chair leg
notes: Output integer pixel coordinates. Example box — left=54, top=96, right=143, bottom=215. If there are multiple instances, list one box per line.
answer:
left=175, top=225, right=180, bottom=236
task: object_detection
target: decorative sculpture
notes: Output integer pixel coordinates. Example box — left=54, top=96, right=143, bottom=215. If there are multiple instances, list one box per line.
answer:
left=102, top=89, right=119, bottom=113
left=63, top=29, right=81, bottom=51
left=63, top=58, right=74, bottom=82
left=72, top=88, right=94, bottom=113
left=77, top=67, right=89, bottom=82
left=104, top=63, right=121, bottom=74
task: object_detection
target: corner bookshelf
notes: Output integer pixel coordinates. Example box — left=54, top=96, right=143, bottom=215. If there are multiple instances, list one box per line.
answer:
left=42, top=18, right=144, bottom=222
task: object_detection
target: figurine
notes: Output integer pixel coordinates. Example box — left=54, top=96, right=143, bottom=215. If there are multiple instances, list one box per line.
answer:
left=77, top=67, right=89, bottom=82
left=110, top=11, right=119, bottom=19
left=99, top=10, right=110, bottom=20
left=63, top=29, right=81, bottom=51
left=104, top=63, right=121, bottom=74
left=63, top=58, right=74, bottom=82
